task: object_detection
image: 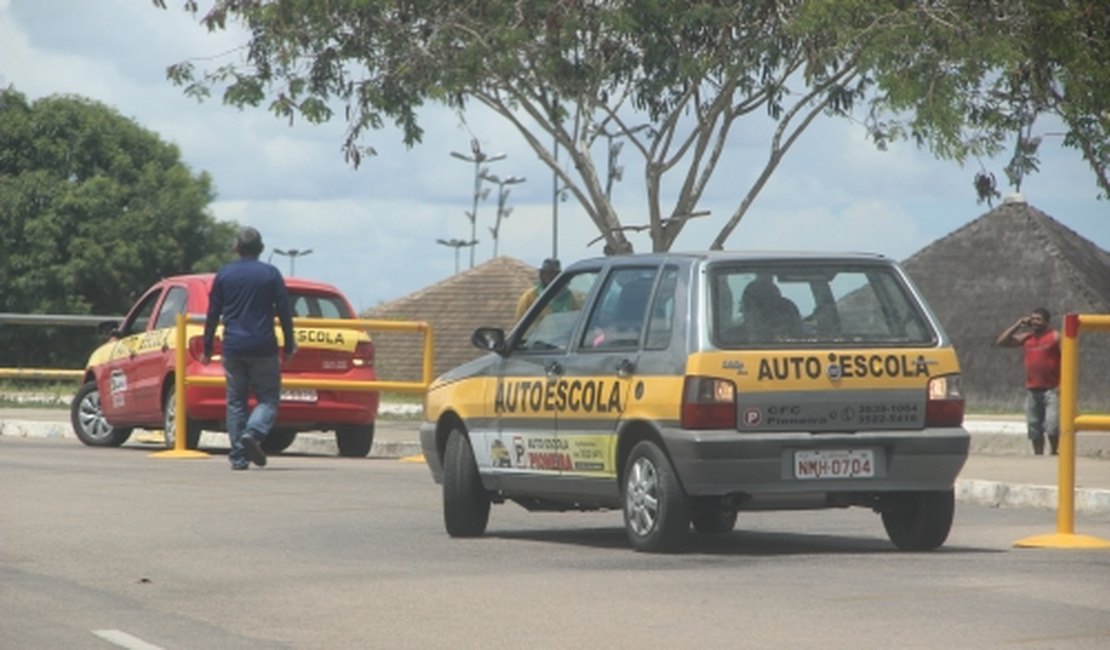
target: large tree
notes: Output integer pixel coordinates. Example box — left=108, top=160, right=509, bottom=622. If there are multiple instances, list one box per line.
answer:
left=0, top=87, right=237, bottom=367
left=158, top=0, right=1107, bottom=253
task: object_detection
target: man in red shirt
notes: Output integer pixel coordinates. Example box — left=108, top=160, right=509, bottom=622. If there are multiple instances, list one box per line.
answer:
left=997, top=308, right=1061, bottom=455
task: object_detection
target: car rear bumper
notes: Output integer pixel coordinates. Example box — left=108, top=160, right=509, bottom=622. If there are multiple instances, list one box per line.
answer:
left=186, top=385, right=378, bottom=428
left=661, top=426, right=969, bottom=497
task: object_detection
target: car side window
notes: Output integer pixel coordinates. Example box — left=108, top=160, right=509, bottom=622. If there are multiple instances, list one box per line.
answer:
left=153, top=286, right=189, bottom=330
left=121, top=290, right=162, bottom=336
left=515, top=271, right=599, bottom=353
left=581, top=267, right=657, bottom=350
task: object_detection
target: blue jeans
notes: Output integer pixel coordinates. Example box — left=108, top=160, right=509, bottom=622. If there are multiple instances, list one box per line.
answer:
left=223, top=354, right=281, bottom=466
left=1025, top=388, right=1059, bottom=442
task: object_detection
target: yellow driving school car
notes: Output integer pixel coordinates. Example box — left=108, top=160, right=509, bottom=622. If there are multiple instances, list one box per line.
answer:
left=421, top=252, right=968, bottom=553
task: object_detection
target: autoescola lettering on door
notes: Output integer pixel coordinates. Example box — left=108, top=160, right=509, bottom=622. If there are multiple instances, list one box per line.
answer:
left=494, top=379, right=623, bottom=415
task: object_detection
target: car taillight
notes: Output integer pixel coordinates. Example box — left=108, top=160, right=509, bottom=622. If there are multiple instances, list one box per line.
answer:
left=188, top=336, right=221, bottom=360
left=681, top=376, right=736, bottom=429
left=353, top=340, right=375, bottom=368
left=926, top=374, right=964, bottom=427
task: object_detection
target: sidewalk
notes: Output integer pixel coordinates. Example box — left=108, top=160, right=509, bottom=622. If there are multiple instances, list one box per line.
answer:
left=3, top=410, right=1109, bottom=514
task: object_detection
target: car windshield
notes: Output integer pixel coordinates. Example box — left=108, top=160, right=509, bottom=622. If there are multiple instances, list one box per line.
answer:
left=711, top=263, right=934, bottom=347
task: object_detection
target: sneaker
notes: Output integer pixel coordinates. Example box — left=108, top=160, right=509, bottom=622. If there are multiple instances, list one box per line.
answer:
left=1032, top=438, right=1045, bottom=455
left=231, top=462, right=249, bottom=471
left=241, top=435, right=267, bottom=467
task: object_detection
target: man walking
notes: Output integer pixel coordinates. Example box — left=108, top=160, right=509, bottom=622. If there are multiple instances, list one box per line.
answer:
left=203, top=227, right=296, bottom=470
left=996, top=308, right=1061, bottom=455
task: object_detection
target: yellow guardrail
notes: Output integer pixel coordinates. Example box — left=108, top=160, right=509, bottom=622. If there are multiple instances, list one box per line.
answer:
left=155, top=313, right=434, bottom=459
left=0, top=368, right=83, bottom=381
left=1015, top=313, right=1110, bottom=549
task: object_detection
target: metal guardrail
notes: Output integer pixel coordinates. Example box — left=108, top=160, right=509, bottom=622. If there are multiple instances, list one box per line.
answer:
left=157, top=313, right=434, bottom=458
left=0, top=313, right=121, bottom=327
left=0, top=313, right=123, bottom=382
left=1015, top=313, right=1110, bottom=549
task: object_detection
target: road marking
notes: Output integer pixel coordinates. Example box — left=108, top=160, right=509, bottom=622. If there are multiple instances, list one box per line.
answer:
left=92, top=629, right=165, bottom=650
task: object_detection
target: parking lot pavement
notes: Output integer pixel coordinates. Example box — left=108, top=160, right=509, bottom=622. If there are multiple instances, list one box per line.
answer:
left=3, top=409, right=1109, bottom=513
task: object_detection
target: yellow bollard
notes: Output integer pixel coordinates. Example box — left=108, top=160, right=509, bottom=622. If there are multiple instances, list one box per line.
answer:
left=1014, top=313, right=1110, bottom=549
left=151, top=313, right=209, bottom=459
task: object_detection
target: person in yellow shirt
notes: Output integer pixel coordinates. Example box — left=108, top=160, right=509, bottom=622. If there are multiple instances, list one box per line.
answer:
left=515, top=258, right=561, bottom=320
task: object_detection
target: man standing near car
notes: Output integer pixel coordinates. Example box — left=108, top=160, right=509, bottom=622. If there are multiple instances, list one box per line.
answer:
left=996, top=307, right=1061, bottom=455
left=202, top=227, right=296, bottom=470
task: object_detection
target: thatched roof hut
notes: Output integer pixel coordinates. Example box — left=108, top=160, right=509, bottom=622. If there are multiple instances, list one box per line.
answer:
left=363, top=256, right=536, bottom=382
left=902, top=197, right=1110, bottom=411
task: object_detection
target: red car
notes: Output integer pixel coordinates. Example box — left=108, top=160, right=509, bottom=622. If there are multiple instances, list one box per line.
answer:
left=70, top=274, right=380, bottom=457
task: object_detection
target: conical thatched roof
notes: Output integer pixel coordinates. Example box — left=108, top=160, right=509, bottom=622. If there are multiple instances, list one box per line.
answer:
left=902, top=198, right=1110, bottom=411
left=362, top=256, right=537, bottom=382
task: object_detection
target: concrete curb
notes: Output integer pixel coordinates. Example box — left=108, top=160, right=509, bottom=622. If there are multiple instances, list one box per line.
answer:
left=956, top=479, right=1110, bottom=515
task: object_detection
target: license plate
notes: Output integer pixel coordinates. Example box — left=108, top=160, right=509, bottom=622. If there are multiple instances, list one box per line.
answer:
left=281, top=389, right=318, bottom=403
left=794, top=449, right=874, bottom=480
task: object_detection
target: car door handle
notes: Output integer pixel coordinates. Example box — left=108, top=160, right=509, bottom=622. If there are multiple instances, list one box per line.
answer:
left=544, top=361, right=564, bottom=379
left=616, top=358, right=635, bottom=378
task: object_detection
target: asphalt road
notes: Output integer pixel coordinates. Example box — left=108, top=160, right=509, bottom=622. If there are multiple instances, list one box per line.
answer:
left=3, top=436, right=1110, bottom=649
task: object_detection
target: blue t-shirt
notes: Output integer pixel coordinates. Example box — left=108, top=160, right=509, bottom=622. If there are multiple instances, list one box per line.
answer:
left=203, top=258, right=295, bottom=357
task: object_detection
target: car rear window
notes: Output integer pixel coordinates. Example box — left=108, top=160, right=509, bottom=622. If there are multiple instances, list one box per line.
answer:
left=710, top=263, right=934, bottom=347
left=290, top=292, right=352, bottom=319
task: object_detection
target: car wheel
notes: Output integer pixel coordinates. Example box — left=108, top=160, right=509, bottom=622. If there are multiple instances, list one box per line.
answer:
left=691, top=505, right=738, bottom=535
left=335, top=424, right=374, bottom=457
left=623, top=440, right=690, bottom=553
left=262, top=429, right=297, bottom=454
left=442, top=428, right=490, bottom=537
left=70, top=381, right=133, bottom=447
left=162, top=384, right=201, bottom=450
left=881, top=490, right=955, bottom=551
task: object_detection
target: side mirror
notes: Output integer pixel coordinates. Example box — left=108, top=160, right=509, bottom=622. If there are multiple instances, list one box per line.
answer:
left=97, top=320, right=121, bottom=338
left=471, top=327, right=507, bottom=355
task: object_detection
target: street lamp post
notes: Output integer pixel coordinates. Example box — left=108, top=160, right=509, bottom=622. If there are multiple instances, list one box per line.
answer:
left=479, top=172, right=526, bottom=258
left=451, top=138, right=506, bottom=269
left=272, top=248, right=313, bottom=277
left=596, top=123, right=650, bottom=201
left=435, top=238, right=478, bottom=274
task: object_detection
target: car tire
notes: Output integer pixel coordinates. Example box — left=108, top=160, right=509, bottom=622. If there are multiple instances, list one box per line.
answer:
left=162, top=384, right=201, bottom=450
left=691, top=505, right=738, bottom=535
left=442, top=428, right=490, bottom=537
left=623, top=440, right=690, bottom=553
left=261, top=429, right=297, bottom=454
left=335, top=424, right=374, bottom=457
left=881, top=489, right=955, bottom=551
left=71, top=381, right=133, bottom=447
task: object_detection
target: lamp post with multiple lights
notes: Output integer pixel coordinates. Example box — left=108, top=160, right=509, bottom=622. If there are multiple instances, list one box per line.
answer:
left=480, top=172, right=526, bottom=258
left=272, top=248, right=313, bottom=277
left=435, top=238, right=478, bottom=274
left=450, top=138, right=505, bottom=269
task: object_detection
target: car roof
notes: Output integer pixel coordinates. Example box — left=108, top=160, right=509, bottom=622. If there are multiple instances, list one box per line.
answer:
left=159, top=273, right=345, bottom=295
left=563, top=250, right=892, bottom=270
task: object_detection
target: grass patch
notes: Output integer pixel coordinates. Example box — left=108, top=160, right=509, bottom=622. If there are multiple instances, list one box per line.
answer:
left=0, top=381, right=77, bottom=408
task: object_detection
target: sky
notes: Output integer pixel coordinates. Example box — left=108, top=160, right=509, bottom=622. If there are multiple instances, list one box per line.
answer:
left=2, top=0, right=1106, bottom=313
